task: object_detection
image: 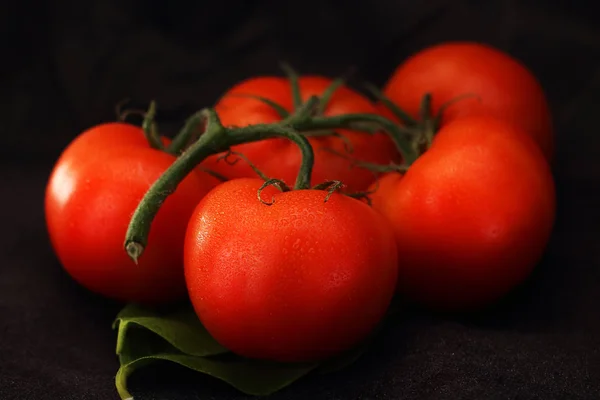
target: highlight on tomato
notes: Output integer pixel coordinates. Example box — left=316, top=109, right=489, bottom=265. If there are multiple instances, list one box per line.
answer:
left=369, top=115, right=556, bottom=312
left=379, top=41, right=554, bottom=161
left=45, top=122, right=220, bottom=304
left=200, top=74, right=400, bottom=192
left=183, top=178, right=399, bottom=362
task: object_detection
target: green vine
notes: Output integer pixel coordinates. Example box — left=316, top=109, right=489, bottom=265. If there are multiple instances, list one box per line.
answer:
left=123, top=66, right=447, bottom=264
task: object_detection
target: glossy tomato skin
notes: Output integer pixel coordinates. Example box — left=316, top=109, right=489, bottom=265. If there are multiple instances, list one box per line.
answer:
left=54, top=122, right=171, bottom=166
left=184, top=178, right=398, bottom=362
left=369, top=116, right=555, bottom=311
left=201, top=76, right=399, bottom=192
left=382, top=42, right=554, bottom=161
left=45, top=124, right=219, bottom=304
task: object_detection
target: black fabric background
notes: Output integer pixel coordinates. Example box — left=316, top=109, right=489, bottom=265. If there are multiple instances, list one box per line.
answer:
left=2, top=0, right=600, bottom=399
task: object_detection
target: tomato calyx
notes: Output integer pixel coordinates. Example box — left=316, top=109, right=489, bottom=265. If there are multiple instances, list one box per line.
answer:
left=311, top=180, right=346, bottom=202
left=245, top=65, right=351, bottom=142
left=257, top=177, right=369, bottom=207
left=229, top=65, right=406, bottom=152
left=231, top=64, right=346, bottom=123
left=219, top=145, right=372, bottom=206
left=311, top=90, right=456, bottom=178
left=372, top=87, right=478, bottom=147
left=280, top=63, right=346, bottom=119
left=369, top=88, right=439, bottom=154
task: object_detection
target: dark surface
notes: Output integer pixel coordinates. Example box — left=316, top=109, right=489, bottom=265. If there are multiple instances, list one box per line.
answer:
left=2, top=0, right=600, bottom=399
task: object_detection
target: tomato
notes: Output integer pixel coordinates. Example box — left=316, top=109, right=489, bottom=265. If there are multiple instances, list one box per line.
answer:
left=184, top=178, right=398, bottom=362
left=381, top=42, right=554, bottom=161
left=369, top=116, right=555, bottom=311
left=45, top=123, right=220, bottom=304
left=53, top=122, right=171, bottom=166
left=201, top=76, right=399, bottom=192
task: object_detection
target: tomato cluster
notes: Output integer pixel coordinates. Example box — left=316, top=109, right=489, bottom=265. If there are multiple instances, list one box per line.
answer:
left=45, top=41, right=555, bottom=363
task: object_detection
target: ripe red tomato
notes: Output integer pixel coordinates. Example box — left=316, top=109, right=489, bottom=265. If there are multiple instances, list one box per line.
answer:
left=369, top=116, right=555, bottom=311
left=381, top=42, right=554, bottom=161
left=184, top=178, right=398, bottom=362
left=52, top=122, right=172, bottom=166
left=45, top=123, right=220, bottom=304
left=201, top=76, right=399, bottom=192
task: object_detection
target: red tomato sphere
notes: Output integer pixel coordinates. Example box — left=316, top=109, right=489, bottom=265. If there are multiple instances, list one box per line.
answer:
left=184, top=178, right=398, bottom=362
left=45, top=123, right=220, bottom=304
left=369, top=116, right=555, bottom=311
left=201, top=76, right=399, bottom=192
left=381, top=42, right=554, bottom=161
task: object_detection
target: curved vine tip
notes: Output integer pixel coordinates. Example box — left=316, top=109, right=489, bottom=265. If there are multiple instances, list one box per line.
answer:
left=257, top=179, right=290, bottom=205
left=312, top=180, right=345, bottom=202
left=115, top=98, right=148, bottom=123
left=126, top=242, right=144, bottom=265
left=217, top=151, right=241, bottom=165
left=141, top=101, right=165, bottom=151
left=219, top=151, right=271, bottom=181
left=115, top=97, right=131, bottom=120
left=143, top=101, right=157, bottom=130
left=325, top=181, right=344, bottom=202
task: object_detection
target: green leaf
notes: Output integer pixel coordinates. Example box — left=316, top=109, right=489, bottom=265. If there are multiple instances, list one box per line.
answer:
left=113, top=303, right=319, bottom=399
left=116, top=352, right=319, bottom=399
left=113, top=303, right=228, bottom=358
left=112, top=300, right=401, bottom=399
left=115, top=320, right=318, bottom=399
